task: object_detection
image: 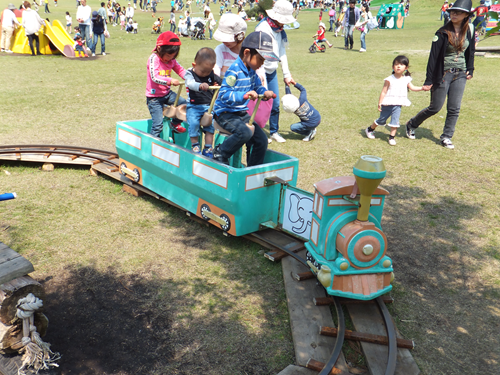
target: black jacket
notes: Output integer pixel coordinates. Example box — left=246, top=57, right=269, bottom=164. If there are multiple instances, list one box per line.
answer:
left=425, top=25, right=475, bottom=86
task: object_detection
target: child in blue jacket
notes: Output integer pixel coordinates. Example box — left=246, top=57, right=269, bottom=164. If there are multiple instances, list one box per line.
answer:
left=282, top=83, right=321, bottom=142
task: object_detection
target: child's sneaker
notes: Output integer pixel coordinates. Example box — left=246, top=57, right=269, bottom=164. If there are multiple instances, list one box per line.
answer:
left=388, top=137, right=396, bottom=146
left=440, top=138, right=454, bottom=149
left=303, top=128, right=316, bottom=142
left=192, top=144, right=201, bottom=153
left=171, top=121, right=186, bottom=133
left=405, top=122, right=415, bottom=139
left=365, top=127, right=375, bottom=139
left=212, top=145, right=229, bottom=165
left=202, top=147, right=213, bottom=158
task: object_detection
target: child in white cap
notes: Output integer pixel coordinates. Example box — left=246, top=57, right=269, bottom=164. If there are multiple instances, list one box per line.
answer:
left=213, top=13, right=248, bottom=79
left=282, top=83, right=321, bottom=142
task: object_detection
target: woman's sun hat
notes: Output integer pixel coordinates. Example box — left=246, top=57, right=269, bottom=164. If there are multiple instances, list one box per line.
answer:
left=266, top=0, right=296, bottom=25
left=213, top=13, right=247, bottom=43
left=448, top=0, right=473, bottom=13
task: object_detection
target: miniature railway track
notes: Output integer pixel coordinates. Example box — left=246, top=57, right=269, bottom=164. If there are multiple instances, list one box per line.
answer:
left=0, top=145, right=410, bottom=375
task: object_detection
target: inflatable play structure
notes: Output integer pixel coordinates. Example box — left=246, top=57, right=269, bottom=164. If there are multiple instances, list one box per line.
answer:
left=377, top=3, right=405, bottom=29
left=1, top=8, right=77, bottom=57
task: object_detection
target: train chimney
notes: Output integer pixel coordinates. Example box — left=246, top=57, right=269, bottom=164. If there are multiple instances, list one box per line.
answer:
left=352, top=156, right=386, bottom=221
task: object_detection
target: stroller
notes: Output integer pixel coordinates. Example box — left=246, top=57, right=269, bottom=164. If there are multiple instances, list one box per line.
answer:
left=190, top=19, right=206, bottom=40
left=152, top=17, right=164, bottom=34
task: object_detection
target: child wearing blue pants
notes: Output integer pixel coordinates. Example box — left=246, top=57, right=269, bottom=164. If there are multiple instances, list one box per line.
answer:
left=282, top=83, right=321, bottom=142
left=185, top=47, right=223, bottom=157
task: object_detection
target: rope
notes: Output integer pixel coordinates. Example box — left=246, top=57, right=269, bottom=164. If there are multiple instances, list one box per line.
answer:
left=15, top=293, right=60, bottom=375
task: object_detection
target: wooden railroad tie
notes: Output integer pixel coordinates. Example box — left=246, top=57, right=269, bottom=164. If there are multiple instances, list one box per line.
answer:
left=306, top=358, right=351, bottom=375
left=319, top=326, right=415, bottom=350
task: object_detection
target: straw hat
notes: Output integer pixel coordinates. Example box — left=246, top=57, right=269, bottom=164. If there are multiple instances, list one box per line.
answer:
left=266, top=0, right=296, bottom=25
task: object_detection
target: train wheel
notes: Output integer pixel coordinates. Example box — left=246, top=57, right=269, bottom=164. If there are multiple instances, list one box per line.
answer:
left=220, top=214, right=231, bottom=232
left=132, top=168, right=140, bottom=183
left=320, top=43, right=326, bottom=52
left=309, top=44, right=316, bottom=53
left=200, top=204, right=211, bottom=221
left=119, top=162, right=127, bottom=176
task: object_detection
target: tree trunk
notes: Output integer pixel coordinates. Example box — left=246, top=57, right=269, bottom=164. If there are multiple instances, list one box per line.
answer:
left=0, top=276, right=46, bottom=325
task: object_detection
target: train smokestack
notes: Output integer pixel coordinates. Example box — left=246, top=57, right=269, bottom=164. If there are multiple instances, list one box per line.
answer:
left=352, top=156, right=386, bottom=221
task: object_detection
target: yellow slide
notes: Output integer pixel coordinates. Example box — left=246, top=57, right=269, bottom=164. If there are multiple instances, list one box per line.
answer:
left=11, top=18, right=76, bottom=57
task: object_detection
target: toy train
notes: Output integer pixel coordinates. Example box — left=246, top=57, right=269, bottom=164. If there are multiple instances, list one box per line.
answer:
left=116, top=111, right=393, bottom=300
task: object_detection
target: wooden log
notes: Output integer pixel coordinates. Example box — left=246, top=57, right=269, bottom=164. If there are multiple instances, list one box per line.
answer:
left=0, top=312, right=48, bottom=354
left=305, top=359, right=351, bottom=375
left=319, top=326, right=415, bottom=349
left=0, top=276, right=45, bottom=325
left=122, top=184, right=144, bottom=197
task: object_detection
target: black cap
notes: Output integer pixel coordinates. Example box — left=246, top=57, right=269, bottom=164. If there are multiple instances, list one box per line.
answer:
left=449, top=0, right=472, bottom=13
left=241, top=31, right=280, bottom=62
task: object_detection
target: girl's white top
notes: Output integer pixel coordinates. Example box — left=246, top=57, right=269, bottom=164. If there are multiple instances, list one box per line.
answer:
left=214, top=44, right=238, bottom=78
left=382, top=74, right=412, bottom=106
left=66, top=15, right=72, bottom=24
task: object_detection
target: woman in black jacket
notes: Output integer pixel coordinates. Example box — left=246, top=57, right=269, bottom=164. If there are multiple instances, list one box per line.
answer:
left=90, top=11, right=106, bottom=56
left=405, top=0, right=475, bottom=149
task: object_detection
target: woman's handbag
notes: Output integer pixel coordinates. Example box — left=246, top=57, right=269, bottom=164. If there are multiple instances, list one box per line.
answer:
left=366, top=17, right=378, bottom=31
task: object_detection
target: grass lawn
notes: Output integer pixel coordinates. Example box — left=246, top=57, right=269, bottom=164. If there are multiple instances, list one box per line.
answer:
left=1, top=0, right=499, bottom=374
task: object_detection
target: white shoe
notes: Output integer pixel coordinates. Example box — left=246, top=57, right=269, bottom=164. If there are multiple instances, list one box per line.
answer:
left=270, top=133, right=286, bottom=143
left=388, top=137, right=396, bottom=146
left=102, top=52, right=106, bottom=55
left=5, top=49, right=13, bottom=53
left=0, top=49, right=4, bottom=52
left=303, top=128, right=316, bottom=142
left=359, top=48, right=366, bottom=52
left=92, top=53, right=95, bottom=56
left=365, top=127, right=375, bottom=139
left=268, top=138, right=272, bottom=144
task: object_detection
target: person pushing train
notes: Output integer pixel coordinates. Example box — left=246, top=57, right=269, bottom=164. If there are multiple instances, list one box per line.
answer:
left=212, top=31, right=277, bottom=167
left=184, top=47, right=223, bottom=158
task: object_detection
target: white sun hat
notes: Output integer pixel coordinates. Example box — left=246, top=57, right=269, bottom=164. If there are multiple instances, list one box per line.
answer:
left=213, top=13, right=248, bottom=43
left=266, top=0, right=296, bottom=25
left=282, top=94, right=300, bottom=113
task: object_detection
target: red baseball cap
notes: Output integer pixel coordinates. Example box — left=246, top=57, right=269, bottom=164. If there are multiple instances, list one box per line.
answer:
left=155, top=31, right=182, bottom=48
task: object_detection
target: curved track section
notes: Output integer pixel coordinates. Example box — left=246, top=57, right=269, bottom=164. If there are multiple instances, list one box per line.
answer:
left=377, top=296, right=398, bottom=375
left=0, top=145, right=119, bottom=168
left=318, top=296, right=346, bottom=375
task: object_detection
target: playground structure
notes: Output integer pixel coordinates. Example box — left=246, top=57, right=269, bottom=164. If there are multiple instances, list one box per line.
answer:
left=377, top=3, right=405, bottom=29
left=1, top=8, right=77, bottom=57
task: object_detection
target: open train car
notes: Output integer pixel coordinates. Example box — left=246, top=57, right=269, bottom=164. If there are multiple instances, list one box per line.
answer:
left=116, top=118, right=300, bottom=237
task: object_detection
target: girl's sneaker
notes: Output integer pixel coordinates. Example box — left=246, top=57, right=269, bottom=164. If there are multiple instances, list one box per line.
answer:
left=365, top=127, right=375, bottom=139
left=388, top=137, right=396, bottom=146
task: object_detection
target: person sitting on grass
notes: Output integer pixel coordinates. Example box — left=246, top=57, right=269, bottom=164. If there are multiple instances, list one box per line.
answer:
left=212, top=31, right=278, bottom=166
left=184, top=47, right=223, bottom=158
left=313, top=22, right=333, bottom=48
left=282, top=82, right=321, bottom=142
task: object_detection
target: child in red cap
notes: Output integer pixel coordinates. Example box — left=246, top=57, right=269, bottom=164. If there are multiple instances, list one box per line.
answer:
left=146, top=31, right=187, bottom=137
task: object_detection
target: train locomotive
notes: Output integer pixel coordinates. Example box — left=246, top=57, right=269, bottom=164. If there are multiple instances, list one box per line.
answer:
left=116, top=103, right=393, bottom=300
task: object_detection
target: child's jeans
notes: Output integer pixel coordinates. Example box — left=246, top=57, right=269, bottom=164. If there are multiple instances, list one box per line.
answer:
left=215, top=111, right=268, bottom=167
left=147, top=91, right=187, bottom=137
left=290, top=122, right=316, bottom=136
left=360, top=31, right=367, bottom=49
left=375, top=105, right=401, bottom=127
left=186, top=103, right=214, bottom=139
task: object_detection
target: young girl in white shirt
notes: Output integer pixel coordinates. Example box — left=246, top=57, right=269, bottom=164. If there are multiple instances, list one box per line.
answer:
left=365, top=55, right=428, bottom=146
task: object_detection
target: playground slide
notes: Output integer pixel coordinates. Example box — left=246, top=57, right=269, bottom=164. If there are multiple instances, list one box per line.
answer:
left=11, top=19, right=75, bottom=57
left=43, top=20, right=76, bottom=57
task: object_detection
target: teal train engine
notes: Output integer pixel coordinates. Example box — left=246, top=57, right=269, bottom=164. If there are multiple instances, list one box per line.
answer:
left=305, top=156, right=394, bottom=300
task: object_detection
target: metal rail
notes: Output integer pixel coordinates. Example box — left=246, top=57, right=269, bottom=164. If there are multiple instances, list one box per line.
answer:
left=376, top=296, right=398, bottom=375
left=318, top=296, right=346, bottom=375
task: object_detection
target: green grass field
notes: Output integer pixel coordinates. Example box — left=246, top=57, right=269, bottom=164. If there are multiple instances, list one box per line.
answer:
left=1, top=0, right=499, bottom=374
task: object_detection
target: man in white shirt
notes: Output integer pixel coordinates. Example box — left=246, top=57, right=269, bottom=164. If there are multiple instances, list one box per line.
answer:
left=125, top=3, right=135, bottom=21
left=1, top=3, right=20, bottom=53
left=76, top=0, right=92, bottom=50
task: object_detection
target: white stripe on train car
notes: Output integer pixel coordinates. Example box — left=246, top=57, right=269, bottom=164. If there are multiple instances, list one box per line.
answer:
left=118, top=129, right=142, bottom=150
left=327, top=198, right=382, bottom=206
left=152, top=143, right=180, bottom=167
left=193, top=161, right=228, bottom=188
left=245, top=167, right=294, bottom=191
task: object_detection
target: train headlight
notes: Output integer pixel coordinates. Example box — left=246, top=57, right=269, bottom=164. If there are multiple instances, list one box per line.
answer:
left=362, top=244, right=374, bottom=256
left=383, top=259, right=392, bottom=268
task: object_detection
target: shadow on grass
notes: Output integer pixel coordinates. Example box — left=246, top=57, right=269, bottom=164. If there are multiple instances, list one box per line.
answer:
left=41, top=260, right=288, bottom=375
left=381, top=184, right=500, bottom=373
